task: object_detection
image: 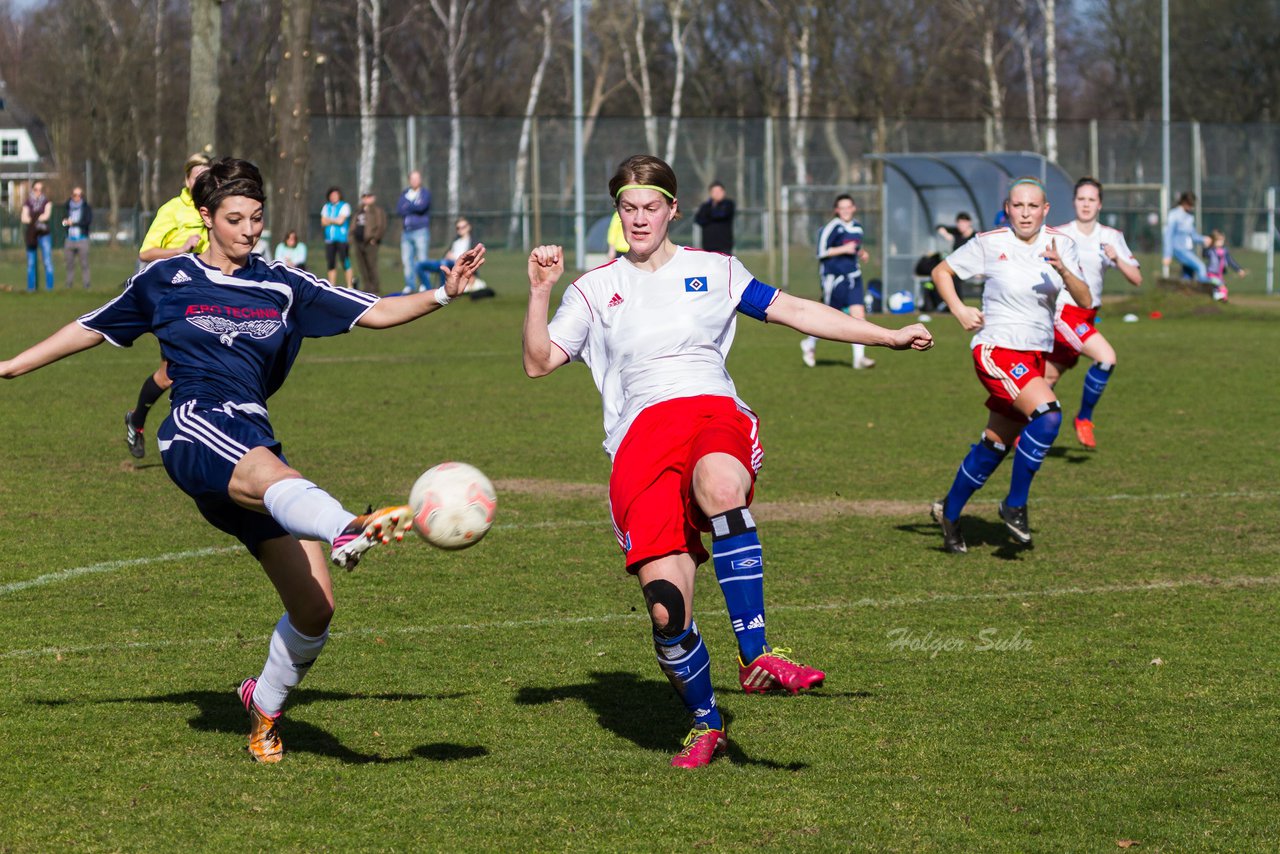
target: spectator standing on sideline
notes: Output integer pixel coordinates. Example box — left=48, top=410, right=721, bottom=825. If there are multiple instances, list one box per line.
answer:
left=694, top=181, right=736, bottom=254
left=398, top=170, right=432, bottom=293
left=21, top=180, right=54, bottom=292
left=350, top=191, right=387, bottom=293
left=1163, top=191, right=1212, bottom=283
left=273, top=230, right=308, bottom=270
left=416, top=217, right=473, bottom=290
left=320, top=187, right=353, bottom=287
left=62, top=186, right=93, bottom=290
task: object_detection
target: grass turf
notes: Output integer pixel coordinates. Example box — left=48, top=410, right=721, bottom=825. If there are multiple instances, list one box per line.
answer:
left=0, top=245, right=1278, bottom=851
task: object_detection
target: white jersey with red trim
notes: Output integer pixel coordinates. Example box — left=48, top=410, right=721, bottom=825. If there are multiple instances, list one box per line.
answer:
left=547, top=246, right=772, bottom=456
left=945, top=226, right=1083, bottom=352
left=1054, top=220, right=1138, bottom=310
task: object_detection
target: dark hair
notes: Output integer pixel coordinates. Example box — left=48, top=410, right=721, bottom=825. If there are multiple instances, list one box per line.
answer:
left=1074, top=177, right=1104, bottom=199
left=192, top=157, right=266, bottom=214
left=834, top=194, right=854, bottom=206
left=709, top=180, right=725, bottom=190
left=956, top=212, right=972, bottom=222
left=609, top=154, right=678, bottom=208
left=326, top=186, right=342, bottom=199
left=1177, top=191, right=1196, bottom=206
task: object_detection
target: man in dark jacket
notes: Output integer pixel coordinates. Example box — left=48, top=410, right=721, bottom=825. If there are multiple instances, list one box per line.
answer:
left=350, top=191, right=388, bottom=293
left=694, top=181, right=736, bottom=254
left=62, top=186, right=94, bottom=289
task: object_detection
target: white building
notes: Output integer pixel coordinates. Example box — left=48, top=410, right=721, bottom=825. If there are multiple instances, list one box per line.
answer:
left=0, top=78, right=56, bottom=212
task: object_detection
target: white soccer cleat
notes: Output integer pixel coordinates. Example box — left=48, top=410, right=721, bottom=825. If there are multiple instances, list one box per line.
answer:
left=800, top=341, right=816, bottom=368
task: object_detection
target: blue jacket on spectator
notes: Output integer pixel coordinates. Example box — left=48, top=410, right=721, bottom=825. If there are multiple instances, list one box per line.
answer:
left=397, top=187, right=431, bottom=233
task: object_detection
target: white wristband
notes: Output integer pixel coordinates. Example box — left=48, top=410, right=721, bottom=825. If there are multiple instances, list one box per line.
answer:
left=434, top=285, right=452, bottom=306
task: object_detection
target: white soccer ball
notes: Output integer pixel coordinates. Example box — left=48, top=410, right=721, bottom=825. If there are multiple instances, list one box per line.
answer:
left=409, top=462, right=497, bottom=550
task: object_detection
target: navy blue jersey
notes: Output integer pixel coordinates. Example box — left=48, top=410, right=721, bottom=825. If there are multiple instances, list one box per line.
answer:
left=79, top=254, right=377, bottom=408
left=817, top=217, right=864, bottom=278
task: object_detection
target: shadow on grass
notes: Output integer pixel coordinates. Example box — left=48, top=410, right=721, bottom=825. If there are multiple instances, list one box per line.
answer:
left=515, top=671, right=808, bottom=770
left=1047, top=446, right=1093, bottom=464
left=897, top=517, right=1033, bottom=561
left=33, top=687, right=484, bottom=764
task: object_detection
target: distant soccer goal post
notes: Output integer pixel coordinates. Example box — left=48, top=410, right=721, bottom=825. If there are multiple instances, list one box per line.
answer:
left=779, top=184, right=880, bottom=294
left=1267, top=186, right=1276, bottom=296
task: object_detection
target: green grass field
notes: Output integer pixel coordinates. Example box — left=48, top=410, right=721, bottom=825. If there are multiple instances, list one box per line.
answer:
left=1, top=246, right=1278, bottom=851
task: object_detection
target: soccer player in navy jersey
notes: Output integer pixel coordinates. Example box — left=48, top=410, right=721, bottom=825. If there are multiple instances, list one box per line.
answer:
left=928, top=178, right=1090, bottom=553
left=802, top=194, right=874, bottom=369
left=523, top=154, right=933, bottom=767
left=0, top=158, right=485, bottom=763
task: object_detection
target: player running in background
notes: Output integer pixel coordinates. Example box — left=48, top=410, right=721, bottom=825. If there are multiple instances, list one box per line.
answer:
left=1046, top=178, right=1142, bottom=450
left=928, top=178, right=1090, bottom=553
left=801, top=194, right=875, bottom=369
left=1, top=157, right=486, bottom=764
left=124, top=153, right=211, bottom=459
left=523, top=155, right=932, bottom=767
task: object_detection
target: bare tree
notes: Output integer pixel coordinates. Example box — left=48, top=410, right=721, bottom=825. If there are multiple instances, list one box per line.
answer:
left=428, top=0, right=479, bottom=220
left=661, top=0, right=696, bottom=165
left=355, top=0, right=383, bottom=194
left=1042, top=0, right=1058, bottom=161
left=187, top=0, right=222, bottom=155
left=507, top=1, right=555, bottom=246
left=951, top=0, right=1015, bottom=150
left=271, top=0, right=316, bottom=241
left=616, top=1, right=660, bottom=154
left=1016, top=0, right=1040, bottom=153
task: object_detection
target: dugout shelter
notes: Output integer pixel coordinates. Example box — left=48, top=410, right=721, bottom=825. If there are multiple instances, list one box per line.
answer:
left=869, top=152, right=1074, bottom=303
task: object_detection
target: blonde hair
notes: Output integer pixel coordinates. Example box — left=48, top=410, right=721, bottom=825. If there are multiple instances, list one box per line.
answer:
left=184, top=153, right=212, bottom=178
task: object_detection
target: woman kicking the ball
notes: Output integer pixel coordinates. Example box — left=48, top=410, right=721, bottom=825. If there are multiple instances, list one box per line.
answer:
left=1, top=157, right=485, bottom=763
left=522, top=154, right=932, bottom=768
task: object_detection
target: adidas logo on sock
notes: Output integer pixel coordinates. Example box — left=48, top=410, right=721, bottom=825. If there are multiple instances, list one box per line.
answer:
left=746, top=614, right=765, bottom=630
left=171, top=269, right=192, bottom=284
left=607, top=293, right=624, bottom=307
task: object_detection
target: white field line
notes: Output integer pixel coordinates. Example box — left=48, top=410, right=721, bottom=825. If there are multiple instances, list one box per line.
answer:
left=2, top=485, right=1276, bottom=599
left=2, top=572, right=1278, bottom=661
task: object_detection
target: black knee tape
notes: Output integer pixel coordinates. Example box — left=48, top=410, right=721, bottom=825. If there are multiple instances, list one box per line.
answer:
left=642, top=579, right=687, bottom=637
left=979, top=436, right=1009, bottom=457
left=710, top=506, right=756, bottom=541
left=1031, top=400, right=1062, bottom=420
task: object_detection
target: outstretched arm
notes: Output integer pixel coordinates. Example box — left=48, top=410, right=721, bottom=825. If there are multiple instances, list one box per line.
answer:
left=764, top=292, right=933, bottom=351
left=1, top=322, right=106, bottom=379
left=523, top=245, right=572, bottom=377
left=357, top=244, right=486, bottom=329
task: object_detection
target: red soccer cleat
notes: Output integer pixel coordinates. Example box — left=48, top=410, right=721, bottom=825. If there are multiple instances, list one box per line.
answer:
left=670, top=724, right=727, bottom=768
left=738, top=648, right=826, bottom=694
left=1073, top=417, right=1096, bottom=450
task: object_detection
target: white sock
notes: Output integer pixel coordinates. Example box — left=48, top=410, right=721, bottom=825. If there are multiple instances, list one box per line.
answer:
left=853, top=343, right=866, bottom=363
left=263, top=478, right=355, bottom=544
left=252, top=614, right=329, bottom=717
left=802, top=336, right=816, bottom=351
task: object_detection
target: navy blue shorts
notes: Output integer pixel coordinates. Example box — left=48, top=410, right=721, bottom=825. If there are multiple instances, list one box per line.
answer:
left=822, top=272, right=864, bottom=312
left=158, top=399, right=290, bottom=555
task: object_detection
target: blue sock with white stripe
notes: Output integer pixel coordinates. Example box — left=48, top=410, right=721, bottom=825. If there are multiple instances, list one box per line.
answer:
left=1077, top=362, right=1113, bottom=422
left=1006, top=402, right=1062, bottom=507
left=653, top=621, right=722, bottom=730
left=710, top=507, right=768, bottom=662
left=943, top=436, right=1008, bottom=522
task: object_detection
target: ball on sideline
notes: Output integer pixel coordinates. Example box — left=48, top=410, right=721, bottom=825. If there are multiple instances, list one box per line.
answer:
left=409, top=462, right=497, bottom=550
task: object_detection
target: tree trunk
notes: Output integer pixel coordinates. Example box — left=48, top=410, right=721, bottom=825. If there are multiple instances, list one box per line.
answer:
left=982, top=26, right=1005, bottom=151
left=630, top=2, right=659, bottom=154
left=1043, top=0, right=1058, bottom=162
left=356, top=0, right=383, bottom=194
left=786, top=12, right=812, bottom=244
left=508, top=3, right=554, bottom=246
left=187, top=0, right=222, bottom=156
left=271, top=0, right=315, bottom=242
left=662, top=0, right=693, bottom=166
left=430, top=0, right=476, bottom=221
left=1018, top=9, right=1039, bottom=153
left=150, top=0, right=163, bottom=210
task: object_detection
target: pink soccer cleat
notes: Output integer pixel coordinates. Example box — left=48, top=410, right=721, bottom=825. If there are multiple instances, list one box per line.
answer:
left=670, top=724, right=727, bottom=769
left=738, top=648, right=826, bottom=694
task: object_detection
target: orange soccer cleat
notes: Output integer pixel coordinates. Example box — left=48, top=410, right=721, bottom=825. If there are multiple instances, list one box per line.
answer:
left=1073, top=417, right=1096, bottom=450
left=238, top=678, right=283, bottom=764
left=330, top=505, right=413, bottom=570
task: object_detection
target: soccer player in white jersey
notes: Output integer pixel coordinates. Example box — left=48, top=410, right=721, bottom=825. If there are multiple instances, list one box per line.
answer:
left=0, top=158, right=486, bottom=763
left=1046, top=178, right=1142, bottom=449
left=927, top=178, right=1091, bottom=553
left=523, top=155, right=933, bottom=768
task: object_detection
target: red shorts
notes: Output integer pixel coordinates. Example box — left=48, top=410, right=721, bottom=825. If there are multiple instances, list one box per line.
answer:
left=609, top=395, right=762, bottom=571
left=972, top=345, right=1045, bottom=421
left=1048, top=304, right=1100, bottom=368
